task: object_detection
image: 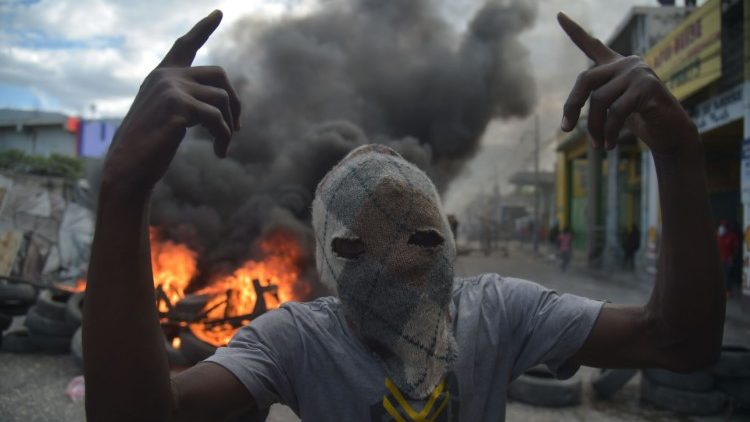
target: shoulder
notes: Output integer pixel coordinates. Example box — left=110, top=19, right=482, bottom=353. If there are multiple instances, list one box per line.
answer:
left=228, top=296, right=341, bottom=346
left=453, top=273, right=547, bottom=305
left=452, top=274, right=555, bottom=331
left=256, top=296, right=341, bottom=329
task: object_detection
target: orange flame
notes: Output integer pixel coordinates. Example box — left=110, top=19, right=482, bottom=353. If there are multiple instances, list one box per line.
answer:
left=150, top=227, right=198, bottom=313
left=190, top=232, right=308, bottom=347
left=76, top=227, right=307, bottom=350
left=55, top=278, right=87, bottom=293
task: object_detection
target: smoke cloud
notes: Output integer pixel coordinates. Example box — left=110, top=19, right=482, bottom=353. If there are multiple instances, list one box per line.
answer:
left=146, top=0, right=538, bottom=292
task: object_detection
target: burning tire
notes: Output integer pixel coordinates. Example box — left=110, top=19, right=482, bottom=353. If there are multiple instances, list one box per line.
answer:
left=24, top=305, right=79, bottom=338
left=1, top=328, right=40, bottom=353
left=65, top=292, right=84, bottom=325
left=178, top=328, right=217, bottom=364
left=36, top=289, right=71, bottom=320
left=508, top=365, right=582, bottom=407
left=642, top=368, right=714, bottom=393
left=592, top=368, right=637, bottom=399
left=168, top=294, right=209, bottom=322
left=640, top=374, right=725, bottom=416
left=164, top=335, right=190, bottom=367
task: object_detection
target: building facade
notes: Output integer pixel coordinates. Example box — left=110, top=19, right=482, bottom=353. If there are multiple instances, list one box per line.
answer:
left=0, top=109, right=79, bottom=157
left=556, top=5, right=693, bottom=266
left=556, top=0, right=750, bottom=310
left=0, top=108, right=120, bottom=159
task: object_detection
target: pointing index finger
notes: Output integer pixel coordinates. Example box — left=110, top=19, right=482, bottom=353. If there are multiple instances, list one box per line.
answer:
left=159, top=10, right=223, bottom=68
left=557, top=12, right=619, bottom=64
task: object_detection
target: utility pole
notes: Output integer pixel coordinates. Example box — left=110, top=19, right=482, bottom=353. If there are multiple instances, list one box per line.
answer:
left=533, top=113, right=540, bottom=253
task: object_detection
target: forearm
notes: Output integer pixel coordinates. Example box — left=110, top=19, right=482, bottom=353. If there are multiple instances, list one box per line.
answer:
left=83, top=183, right=173, bottom=421
left=648, top=136, right=725, bottom=368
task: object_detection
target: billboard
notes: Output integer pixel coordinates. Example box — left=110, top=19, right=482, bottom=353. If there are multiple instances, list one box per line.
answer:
left=644, top=0, right=722, bottom=100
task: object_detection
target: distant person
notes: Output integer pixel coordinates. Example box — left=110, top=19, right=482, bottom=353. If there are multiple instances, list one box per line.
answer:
left=447, top=214, right=459, bottom=242
left=548, top=221, right=560, bottom=248
left=717, top=220, right=739, bottom=297
left=622, top=224, right=640, bottom=270
left=84, top=11, right=725, bottom=421
left=558, top=227, right=573, bottom=271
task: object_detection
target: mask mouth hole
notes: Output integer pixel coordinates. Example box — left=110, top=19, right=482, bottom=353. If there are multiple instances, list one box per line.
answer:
left=408, top=229, right=444, bottom=248
left=332, top=237, right=365, bottom=260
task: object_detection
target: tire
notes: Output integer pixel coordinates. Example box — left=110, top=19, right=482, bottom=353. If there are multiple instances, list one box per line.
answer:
left=36, top=289, right=71, bottom=320
left=164, top=336, right=190, bottom=367
left=0, top=282, right=36, bottom=315
left=65, top=292, right=84, bottom=325
left=592, top=368, right=637, bottom=399
left=712, top=345, right=750, bottom=378
left=643, top=368, right=714, bottom=392
left=0, top=312, right=11, bottom=331
left=641, top=375, right=725, bottom=416
left=169, top=294, right=210, bottom=322
left=716, top=377, right=750, bottom=408
left=24, top=306, right=79, bottom=337
left=0, top=299, right=32, bottom=316
left=508, top=366, right=582, bottom=407
left=71, top=327, right=83, bottom=368
left=179, top=328, right=217, bottom=364
left=0, top=281, right=36, bottom=303
left=1, top=329, right=40, bottom=353
left=29, top=330, right=71, bottom=353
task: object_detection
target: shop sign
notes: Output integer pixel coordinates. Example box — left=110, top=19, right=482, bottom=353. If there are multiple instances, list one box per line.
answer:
left=689, top=83, right=744, bottom=133
left=644, top=0, right=722, bottom=100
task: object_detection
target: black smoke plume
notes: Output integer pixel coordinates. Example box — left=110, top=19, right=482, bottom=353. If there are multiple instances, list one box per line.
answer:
left=145, top=0, right=538, bottom=293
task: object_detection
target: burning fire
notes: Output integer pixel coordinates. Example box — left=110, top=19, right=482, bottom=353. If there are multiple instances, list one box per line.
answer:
left=190, top=232, right=307, bottom=346
left=55, top=278, right=87, bottom=293
left=150, top=227, right=198, bottom=313
left=147, top=228, right=307, bottom=347
left=67, top=228, right=307, bottom=350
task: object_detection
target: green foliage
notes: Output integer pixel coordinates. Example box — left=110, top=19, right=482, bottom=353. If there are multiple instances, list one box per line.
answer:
left=0, top=150, right=84, bottom=179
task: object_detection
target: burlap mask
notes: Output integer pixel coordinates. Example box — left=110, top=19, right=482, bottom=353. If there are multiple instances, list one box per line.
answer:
left=312, top=144, right=458, bottom=399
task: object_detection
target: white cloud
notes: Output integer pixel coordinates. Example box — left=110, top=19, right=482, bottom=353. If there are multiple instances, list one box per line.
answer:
left=0, top=0, right=322, bottom=116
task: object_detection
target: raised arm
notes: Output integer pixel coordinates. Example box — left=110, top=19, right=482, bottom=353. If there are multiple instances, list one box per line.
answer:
left=83, top=11, right=254, bottom=420
left=556, top=13, right=725, bottom=371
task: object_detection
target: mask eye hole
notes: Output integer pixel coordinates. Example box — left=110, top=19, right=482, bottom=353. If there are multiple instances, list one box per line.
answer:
left=332, top=237, right=365, bottom=260
left=408, top=229, right=444, bottom=248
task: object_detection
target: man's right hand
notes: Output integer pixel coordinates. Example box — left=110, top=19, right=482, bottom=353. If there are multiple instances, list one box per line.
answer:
left=102, top=9, right=240, bottom=193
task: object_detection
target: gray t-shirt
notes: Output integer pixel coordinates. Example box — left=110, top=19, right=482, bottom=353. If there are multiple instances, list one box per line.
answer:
left=205, top=274, right=603, bottom=421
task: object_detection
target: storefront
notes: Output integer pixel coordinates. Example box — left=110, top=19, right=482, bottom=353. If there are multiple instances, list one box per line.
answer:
left=555, top=129, right=639, bottom=261
left=642, top=0, right=750, bottom=307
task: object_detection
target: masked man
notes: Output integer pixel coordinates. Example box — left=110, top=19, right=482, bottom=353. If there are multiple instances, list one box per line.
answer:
left=84, top=10, right=725, bottom=422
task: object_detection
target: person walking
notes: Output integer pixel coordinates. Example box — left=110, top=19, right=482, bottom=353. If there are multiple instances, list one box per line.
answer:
left=622, top=224, right=640, bottom=270
left=558, top=228, right=573, bottom=272
left=717, top=220, right=739, bottom=297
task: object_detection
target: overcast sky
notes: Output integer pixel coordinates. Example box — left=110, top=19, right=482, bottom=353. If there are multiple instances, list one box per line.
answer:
left=0, top=0, right=695, bottom=212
